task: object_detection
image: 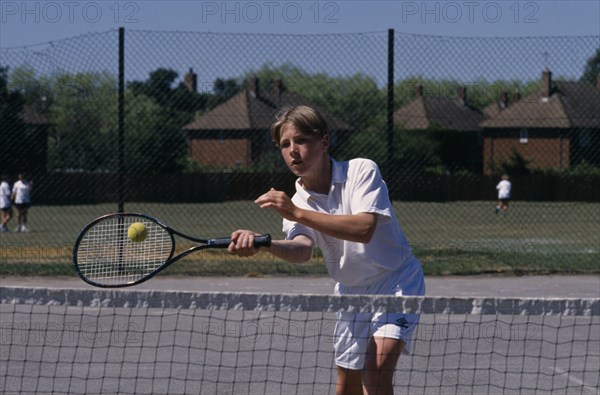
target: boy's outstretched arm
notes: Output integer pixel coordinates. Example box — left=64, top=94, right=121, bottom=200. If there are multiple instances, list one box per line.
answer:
left=228, top=230, right=314, bottom=263
left=255, top=189, right=378, bottom=244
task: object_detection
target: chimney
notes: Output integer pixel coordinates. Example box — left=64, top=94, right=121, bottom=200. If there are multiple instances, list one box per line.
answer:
left=184, top=68, right=197, bottom=93
left=249, top=76, right=258, bottom=98
left=273, top=79, right=282, bottom=95
left=500, top=91, right=509, bottom=108
left=513, top=88, right=521, bottom=103
left=542, top=69, right=552, bottom=98
left=272, top=79, right=282, bottom=106
left=458, top=86, right=467, bottom=105
left=414, top=84, right=423, bottom=98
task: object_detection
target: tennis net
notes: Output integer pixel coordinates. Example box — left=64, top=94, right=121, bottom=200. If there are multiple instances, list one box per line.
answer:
left=1, top=286, right=598, bottom=394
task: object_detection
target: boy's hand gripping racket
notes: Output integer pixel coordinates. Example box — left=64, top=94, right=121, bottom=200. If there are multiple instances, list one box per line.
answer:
left=73, top=213, right=271, bottom=288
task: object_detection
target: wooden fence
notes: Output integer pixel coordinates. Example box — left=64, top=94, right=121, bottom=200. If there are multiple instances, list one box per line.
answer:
left=22, top=172, right=600, bottom=204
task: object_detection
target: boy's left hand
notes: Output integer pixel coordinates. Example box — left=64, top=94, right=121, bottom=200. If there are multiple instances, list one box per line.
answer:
left=255, top=188, right=299, bottom=221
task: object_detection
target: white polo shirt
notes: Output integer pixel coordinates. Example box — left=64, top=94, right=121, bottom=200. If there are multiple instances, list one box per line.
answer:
left=0, top=181, right=11, bottom=209
left=12, top=180, right=31, bottom=205
left=496, top=180, right=511, bottom=199
left=283, top=158, right=415, bottom=288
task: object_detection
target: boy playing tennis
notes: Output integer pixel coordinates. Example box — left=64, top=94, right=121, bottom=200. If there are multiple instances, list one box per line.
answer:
left=228, top=105, right=425, bottom=395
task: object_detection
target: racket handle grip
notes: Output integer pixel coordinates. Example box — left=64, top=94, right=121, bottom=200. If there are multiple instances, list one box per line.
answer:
left=254, top=234, right=272, bottom=247
left=209, top=234, right=272, bottom=248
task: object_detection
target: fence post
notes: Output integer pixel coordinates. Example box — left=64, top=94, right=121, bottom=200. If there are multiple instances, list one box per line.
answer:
left=118, top=27, right=125, bottom=213
left=387, top=28, right=394, bottom=169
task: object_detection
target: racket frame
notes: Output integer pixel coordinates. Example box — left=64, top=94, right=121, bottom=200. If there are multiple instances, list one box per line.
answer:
left=73, top=212, right=271, bottom=288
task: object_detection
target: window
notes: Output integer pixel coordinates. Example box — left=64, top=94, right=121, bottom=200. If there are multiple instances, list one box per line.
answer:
left=579, top=129, right=591, bottom=148
left=519, top=128, right=528, bottom=143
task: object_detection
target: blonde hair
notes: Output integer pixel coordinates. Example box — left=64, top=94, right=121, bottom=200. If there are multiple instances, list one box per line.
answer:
left=270, top=106, right=328, bottom=146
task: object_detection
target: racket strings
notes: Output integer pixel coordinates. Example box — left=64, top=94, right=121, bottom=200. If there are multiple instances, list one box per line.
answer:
left=76, top=216, right=172, bottom=285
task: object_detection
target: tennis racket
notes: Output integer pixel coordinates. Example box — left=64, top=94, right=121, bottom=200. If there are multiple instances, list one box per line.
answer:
left=73, top=212, right=271, bottom=288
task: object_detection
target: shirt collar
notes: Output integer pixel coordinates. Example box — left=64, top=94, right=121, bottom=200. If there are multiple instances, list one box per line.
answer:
left=331, top=158, right=347, bottom=184
left=294, top=158, right=347, bottom=200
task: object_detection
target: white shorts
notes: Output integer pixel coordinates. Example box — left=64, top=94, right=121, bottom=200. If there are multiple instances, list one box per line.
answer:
left=333, top=256, right=425, bottom=370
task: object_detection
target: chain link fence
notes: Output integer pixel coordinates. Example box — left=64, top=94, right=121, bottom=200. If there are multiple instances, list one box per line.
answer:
left=1, top=29, right=599, bottom=275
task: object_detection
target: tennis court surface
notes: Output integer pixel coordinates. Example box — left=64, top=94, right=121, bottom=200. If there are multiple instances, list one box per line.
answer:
left=1, top=287, right=598, bottom=394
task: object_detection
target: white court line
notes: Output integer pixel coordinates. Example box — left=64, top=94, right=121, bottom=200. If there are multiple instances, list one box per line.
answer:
left=553, top=367, right=600, bottom=395
left=425, top=366, right=600, bottom=394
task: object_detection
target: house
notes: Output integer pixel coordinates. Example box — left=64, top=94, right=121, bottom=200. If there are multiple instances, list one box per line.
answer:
left=481, top=70, right=600, bottom=175
left=393, top=85, right=485, bottom=173
left=183, top=74, right=351, bottom=167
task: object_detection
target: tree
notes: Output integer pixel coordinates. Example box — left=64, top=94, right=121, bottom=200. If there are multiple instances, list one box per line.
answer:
left=394, top=77, right=539, bottom=111
left=580, top=48, right=600, bottom=85
left=0, top=67, right=28, bottom=174
left=128, top=68, right=212, bottom=121
left=211, top=77, right=242, bottom=107
left=49, top=72, right=187, bottom=173
left=1, top=66, right=50, bottom=174
left=45, top=71, right=119, bottom=171
left=129, top=68, right=179, bottom=108
left=125, top=92, right=187, bottom=173
left=7, top=68, right=188, bottom=173
left=500, top=149, right=532, bottom=176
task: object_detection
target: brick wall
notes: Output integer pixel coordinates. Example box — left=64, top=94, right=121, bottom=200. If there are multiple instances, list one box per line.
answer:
left=188, top=139, right=252, bottom=166
left=483, top=130, right=570, bottom=174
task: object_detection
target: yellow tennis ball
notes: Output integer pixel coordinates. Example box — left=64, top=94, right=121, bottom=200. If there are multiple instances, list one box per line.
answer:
left=128, top=222, right=148, bottom=243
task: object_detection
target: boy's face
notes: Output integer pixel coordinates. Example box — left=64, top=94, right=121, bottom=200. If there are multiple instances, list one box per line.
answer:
left=279, top=124, right=328, bottom=177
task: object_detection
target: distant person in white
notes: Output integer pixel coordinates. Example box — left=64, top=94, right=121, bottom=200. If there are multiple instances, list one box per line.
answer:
left=495, top=174, right=511, bottom=216
left=11, top=174, right=32, bottom=232
left=0, top=175, right=13, bottom=232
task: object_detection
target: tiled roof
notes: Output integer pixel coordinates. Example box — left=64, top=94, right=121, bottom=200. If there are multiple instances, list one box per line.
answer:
left=394, top=96, right=485, bottom=131
left=481, top=81, right=600, bottom=129
left=184, top=88, right=351, bottom=131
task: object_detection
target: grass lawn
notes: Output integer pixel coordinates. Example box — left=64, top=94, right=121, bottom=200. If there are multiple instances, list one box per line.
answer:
left=1, top=201, right=598, bottom=277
